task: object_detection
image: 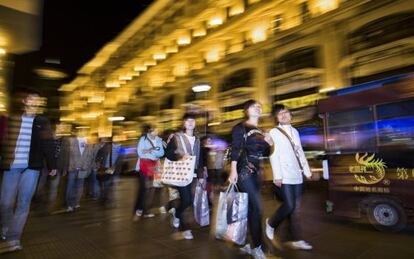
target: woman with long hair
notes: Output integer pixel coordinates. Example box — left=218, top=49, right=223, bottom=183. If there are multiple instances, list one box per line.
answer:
left=133, top=124, right=164, bottom=219
left=228, top=100, right=273, bottom=259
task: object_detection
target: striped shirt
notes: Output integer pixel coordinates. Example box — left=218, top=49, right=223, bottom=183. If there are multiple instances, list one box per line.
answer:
left=11, top=116, right=35, bottom=169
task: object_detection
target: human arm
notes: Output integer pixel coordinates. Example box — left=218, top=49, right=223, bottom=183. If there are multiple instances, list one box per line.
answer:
left=269, top=129, right=283, bottom=186
left=228, top=124, right=244, bottom=183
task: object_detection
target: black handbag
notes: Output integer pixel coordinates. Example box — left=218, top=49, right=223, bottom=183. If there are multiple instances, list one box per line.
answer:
left=237, top=124, right=257, bottom=180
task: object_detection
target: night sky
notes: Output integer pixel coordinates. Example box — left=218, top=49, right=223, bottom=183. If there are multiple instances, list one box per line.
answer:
left=41, top=0, right=154, bottom=74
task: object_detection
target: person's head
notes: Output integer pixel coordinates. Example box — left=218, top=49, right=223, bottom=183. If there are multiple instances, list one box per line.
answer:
left=143, top=123, right=159, bottom=138
left=182, top=112, right=197, bottom=132
left=200, top=135, right=212, bottom=146
left=75, top=126, right=89, bottom=138
left=243, top=99, right=262, bottom=120
left=99, top=137, right=112, bottom=143
left=272, top=104, right=292, bottom=125
left=13, top=87, right=43, bottom=114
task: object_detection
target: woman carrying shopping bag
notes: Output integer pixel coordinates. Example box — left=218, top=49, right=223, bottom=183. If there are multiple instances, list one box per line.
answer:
left=133, top=124, right=164, bottom=220
left=228, top=100, right=273, bottom=259
left=165, top=113, right=205, bottom=240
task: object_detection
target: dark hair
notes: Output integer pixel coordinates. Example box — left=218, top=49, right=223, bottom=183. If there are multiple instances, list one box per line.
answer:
left=182, top=112, right=197, bottom=121
left=142, top=123, right=156, bottom=135
left=12, top=87, right=41, bottom=97
left=272, top=104, right=288, bottom=117
left=243, top=99, right=259, bottom=119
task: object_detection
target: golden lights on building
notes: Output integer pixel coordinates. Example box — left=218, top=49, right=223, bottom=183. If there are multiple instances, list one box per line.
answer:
left=60, top=0, right=414, bottom=138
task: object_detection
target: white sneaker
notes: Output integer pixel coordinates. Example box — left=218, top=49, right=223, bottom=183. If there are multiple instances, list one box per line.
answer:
left=251, top=246, right=267, bottom=259
left=143, top=213, right=155, bottom=218
left=159, top=206, right=167, bottom=214
left=183, top=230, right=194, bottom=240
left=168, top=208, right=176, bottom=214
left=66, top=206, right=74, bottom=213
left=172, top=230, right=193, bottom=240
left=170, top=211, right=180, bottom=228
left=74, top=205, right=81, bottom=209
left=239, top=244, right=252, bottom=255
left=135, top=210, right=143, bottom=217
left=0, top=240, right=23, bottom=254
left=265, top=218, right=274, bottom=240
left=289, top=240, right=313, bottom=250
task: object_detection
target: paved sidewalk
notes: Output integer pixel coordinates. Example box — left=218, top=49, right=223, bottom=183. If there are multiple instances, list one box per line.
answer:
left=1, top=178, right=413, bottom=259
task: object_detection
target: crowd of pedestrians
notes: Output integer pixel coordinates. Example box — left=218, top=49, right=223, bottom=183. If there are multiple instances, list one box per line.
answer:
left=0, top=88, right=313, bottom=259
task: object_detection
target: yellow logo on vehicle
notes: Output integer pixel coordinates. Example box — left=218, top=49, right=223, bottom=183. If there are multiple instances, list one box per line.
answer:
left=349, top=153, right=387, bottom=184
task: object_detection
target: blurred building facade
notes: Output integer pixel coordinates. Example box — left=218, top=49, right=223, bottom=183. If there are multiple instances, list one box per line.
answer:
left=59, top=0, right=414, bottom=139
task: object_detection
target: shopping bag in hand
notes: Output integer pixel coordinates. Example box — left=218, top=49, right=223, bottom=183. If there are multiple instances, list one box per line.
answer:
left=215, top=183, right=248, bottom=245
left=193, top=182, right=210, bottom=227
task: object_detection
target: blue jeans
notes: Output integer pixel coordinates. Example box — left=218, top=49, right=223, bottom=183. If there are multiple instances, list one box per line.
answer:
left=269, top=184, right=303, bottom=241
left=66, top=171, right=85, bottom=208
left=0, top=168, right=40, bottom=241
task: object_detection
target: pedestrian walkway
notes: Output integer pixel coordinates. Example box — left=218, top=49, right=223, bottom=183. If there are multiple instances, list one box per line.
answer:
left=1, top=178, right=414, bottom=259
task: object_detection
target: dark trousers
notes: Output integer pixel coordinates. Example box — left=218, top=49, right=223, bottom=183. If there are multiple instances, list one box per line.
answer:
left=269, top=184, right=303, bottom=241
left=237, top=173, right=263, bottom=249
left=147, top=187, right=164, bottom=209
left=98, top=174, right=114, bottom=205
left=176, top=183, right=192, bottom=231
left=134, top=173, right=150, bottom=214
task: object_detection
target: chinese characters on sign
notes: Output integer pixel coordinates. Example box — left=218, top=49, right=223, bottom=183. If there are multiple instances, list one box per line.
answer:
left=353, top=186, right=390, bottom=193
left=396, top=167, right=414, bottom=180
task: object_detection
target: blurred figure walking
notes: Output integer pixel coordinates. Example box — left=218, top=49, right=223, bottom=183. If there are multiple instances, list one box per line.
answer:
left=95, top=137, right=120, bottom=208
left=133, top=124, right=164, bottom=220
left=165, top=113, right=205, bottom=240
left=0, top=88, right=57, bottom=253
left=63, top=127, right=98, bottom=212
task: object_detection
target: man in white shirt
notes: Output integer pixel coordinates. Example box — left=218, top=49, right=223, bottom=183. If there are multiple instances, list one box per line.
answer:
left=265, top=104, right=313, bottom=251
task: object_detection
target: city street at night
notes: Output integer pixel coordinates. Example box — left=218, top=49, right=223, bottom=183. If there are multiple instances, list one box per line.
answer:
left=1, top=0, right=414, bottom=258
left=1, top=178, right=413, bottom=259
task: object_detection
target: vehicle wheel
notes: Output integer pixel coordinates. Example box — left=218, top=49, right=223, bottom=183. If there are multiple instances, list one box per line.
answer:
left=367, top=198, right=406, bottom=232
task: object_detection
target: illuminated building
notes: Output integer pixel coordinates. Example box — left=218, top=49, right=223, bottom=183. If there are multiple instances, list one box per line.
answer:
left=60, top=0, right=414, bottom=137
left=0, top=0, right=43, bottom=114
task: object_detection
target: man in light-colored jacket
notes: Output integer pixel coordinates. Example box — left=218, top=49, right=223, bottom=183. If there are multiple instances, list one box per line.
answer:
left=265, top=104, right=313, bottom=251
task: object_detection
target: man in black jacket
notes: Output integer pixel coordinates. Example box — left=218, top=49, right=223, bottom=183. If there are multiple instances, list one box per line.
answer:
left=0, top=89, right=57, bottom=253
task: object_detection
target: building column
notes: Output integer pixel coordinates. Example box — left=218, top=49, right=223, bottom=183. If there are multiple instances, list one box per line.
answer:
left=320, top=23, right=349, bottom=91
left=254, top=51, right=271, bottom=113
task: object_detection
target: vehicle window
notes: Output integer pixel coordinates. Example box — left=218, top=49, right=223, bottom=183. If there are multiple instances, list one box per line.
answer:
left=377, top=100, right=414, bottom=147
left=327, top=107, right=376, bottom=152
left=377, top=99, right=414, bottom=119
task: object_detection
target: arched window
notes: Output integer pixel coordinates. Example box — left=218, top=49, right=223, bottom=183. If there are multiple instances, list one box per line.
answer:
left=221, top=68, right=254, bottom=92
left=269, top=47, right=318, bottom=77
left=348, top=12, right=414, bottom=54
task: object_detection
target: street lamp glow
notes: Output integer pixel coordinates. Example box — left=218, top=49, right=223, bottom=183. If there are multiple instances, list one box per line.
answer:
left=192, top=84, right=211, bottom=93
left=108, top=116, right=125, bottom=121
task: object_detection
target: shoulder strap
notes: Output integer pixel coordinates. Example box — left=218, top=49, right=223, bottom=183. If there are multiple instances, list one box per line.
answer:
left=275, top=127, right=304, bottom=171
left=177, top=134, right=189, bottom=155
left=146, top=136, right=157, bottom=149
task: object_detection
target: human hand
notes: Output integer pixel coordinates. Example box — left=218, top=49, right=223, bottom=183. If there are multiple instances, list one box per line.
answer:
left=228, top=168, right=238, bottom=184
left=264, top=132, right=274, bottom=146
left=273, top=179, right=282, bottom=187
left=49, top=169, right=57, bottom=177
